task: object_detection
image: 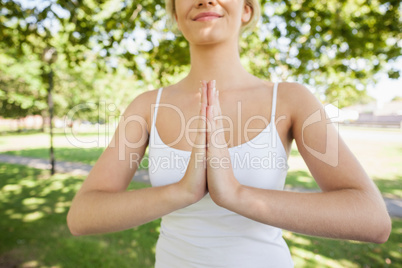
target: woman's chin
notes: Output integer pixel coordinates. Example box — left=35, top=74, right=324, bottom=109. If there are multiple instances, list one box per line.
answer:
left=186, top=33, right=228, bottom=46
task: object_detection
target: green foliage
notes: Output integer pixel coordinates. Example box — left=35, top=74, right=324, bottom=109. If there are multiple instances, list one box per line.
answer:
left=0, top=0, right=401, bottom=115
left=244, top=0, right=402, bottom=107
left=0, top=46, right=142, bottom=121
left=0, top=52, right=46, bottom=118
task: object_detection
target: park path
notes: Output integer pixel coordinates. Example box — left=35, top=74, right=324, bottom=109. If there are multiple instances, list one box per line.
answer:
left=0, top=154, right=150, bottom=183
left=1, top=154, right=401, bottom=218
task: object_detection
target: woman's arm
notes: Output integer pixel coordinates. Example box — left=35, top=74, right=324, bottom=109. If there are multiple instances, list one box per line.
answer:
left=67, top=88, right=208, bottom=236
left=214, top=83, right=391, bottom=243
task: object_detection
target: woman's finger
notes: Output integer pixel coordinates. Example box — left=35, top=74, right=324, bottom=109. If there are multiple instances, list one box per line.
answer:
left=206, top=104, right=214, bottom=149
left=206, top=80, right=214, bottom=106
left=213, top=86, right=223, bottom=127
left=194, top=81, right=207, bottom=151
left=194, top=104, right=207, bottom=151
left=206, top=82, right=227, bottom=149
left=200, top=80, right=207, bottom=106
left=209, top=81, right=224, bottom=135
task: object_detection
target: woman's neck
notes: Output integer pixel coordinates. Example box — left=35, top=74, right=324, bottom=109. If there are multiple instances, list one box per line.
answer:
left=181, top=39, right=255, bottom=92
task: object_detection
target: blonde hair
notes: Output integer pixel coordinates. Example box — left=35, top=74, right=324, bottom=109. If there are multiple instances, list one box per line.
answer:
left=165, top=0, right=261, bottom=33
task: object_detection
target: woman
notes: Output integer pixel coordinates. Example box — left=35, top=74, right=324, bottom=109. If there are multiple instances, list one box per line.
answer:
left=67, top=0, right=391, bottom=266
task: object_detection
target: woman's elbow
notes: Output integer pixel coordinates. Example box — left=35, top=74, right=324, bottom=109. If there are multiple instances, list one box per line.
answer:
left=358, top=190, right=392, bottom=244
left=372, top=214, right=392, bottom=244
left=66, top=208, right=84, bottom=237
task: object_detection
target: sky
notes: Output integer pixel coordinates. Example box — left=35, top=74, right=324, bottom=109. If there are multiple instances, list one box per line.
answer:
left=368, top=76, right=402, bottom=104
left=367, top=57, right=402, bottom=104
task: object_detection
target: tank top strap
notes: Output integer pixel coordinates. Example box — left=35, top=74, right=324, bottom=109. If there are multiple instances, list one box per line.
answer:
left=152, top=87, right=164, bottom=132
left=271, top=82, right=279, bottom=122
left=270, top=83, right=279, bottom=148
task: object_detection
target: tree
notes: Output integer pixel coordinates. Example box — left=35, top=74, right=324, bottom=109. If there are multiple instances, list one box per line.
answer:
left=0, top=51, right=47, bottom=119
left=1, top=0, right=401, bottom=110
left=256, top=0, right=402, bottom=107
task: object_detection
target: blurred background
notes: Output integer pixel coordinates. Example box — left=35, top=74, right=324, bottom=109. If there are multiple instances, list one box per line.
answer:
left=0, top=0, right=401, bottom=267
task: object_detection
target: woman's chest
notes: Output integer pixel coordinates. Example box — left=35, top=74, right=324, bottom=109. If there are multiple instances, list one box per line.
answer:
left=152, top=90, right=291, bottom=154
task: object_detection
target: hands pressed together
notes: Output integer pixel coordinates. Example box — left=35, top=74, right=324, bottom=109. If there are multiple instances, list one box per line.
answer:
left=178, top=80, right=241, bottom=207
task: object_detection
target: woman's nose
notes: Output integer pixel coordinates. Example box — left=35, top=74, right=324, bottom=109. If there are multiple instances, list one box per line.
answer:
left=195, top=0, right=217, bottom=8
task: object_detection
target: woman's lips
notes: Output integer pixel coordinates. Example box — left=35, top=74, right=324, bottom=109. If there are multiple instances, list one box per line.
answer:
left=193, top=12, right=222, bottom=21
left=195, top=16, right=221, bottom=21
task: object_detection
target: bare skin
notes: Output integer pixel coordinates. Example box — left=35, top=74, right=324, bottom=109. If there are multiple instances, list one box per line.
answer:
left=67, top=0, right=391, bottom=243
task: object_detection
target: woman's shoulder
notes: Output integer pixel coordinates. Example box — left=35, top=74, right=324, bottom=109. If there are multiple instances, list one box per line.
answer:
left=121, top=87, right=163, bottom=130
left=124, top=88, right=160, bottom=111
left=125, top=83, right=182, bottom=113
left=276, top=81, right=321, bottom=107
left=277, top=81, right=312, bottom=96
left=258, top=79, right=312, bottom=98
left=275, top=81, right=326, bottom=126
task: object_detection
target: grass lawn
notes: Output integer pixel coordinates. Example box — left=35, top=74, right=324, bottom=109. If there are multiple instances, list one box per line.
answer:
left=2, top=126, right=401, bottom=198
left=0, top=129, right=112, bottom=149
left=0, top=163, right=158, bottom=268
left=0, top=130, right=149, bottom=169
left=1, top=147, right=105, bottom=165
left=286, top=126, right=402, bottom=199
left=1, top=163, right=401, bottom=267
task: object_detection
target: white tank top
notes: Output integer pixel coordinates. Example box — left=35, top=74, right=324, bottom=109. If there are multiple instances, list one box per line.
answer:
left=148, top=83, right=294, bottom=267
